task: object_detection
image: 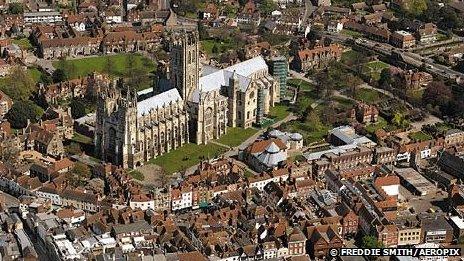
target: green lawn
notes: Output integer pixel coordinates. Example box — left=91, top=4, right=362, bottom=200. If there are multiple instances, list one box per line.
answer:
left=72, top=133, right=93, bottom=144
left=408, top=131, right=433, bottom=142
left=129, top=170, right=145, bottom=181
left=341, top=29, right=363, bottom=38
left=53, top=54, right=155, bottom=79
left=28, top=67, right=43, bottom=83
left=216, top=127, right=259, bottom=147
left=12, top=38, right=33, bottom=50
left=287, top=78, right=314, bottom=91
left=201, top=39, right=238, bottom=56
left=149, top=143, right=227, bottom=174
left=355, top=88, right=383, bottom=104
left=341, top=50, right=365, bottom=64
left=365, top=117, right=388, bottom=134
left=436, top=33, right=450, bottom=41
left=282, top=121, right=330, bottom=143
left=362, top=61, right=390, bottom=81
left=268, top=104, right=290, bottom=121
left=333, top=96, right=356, bottom=109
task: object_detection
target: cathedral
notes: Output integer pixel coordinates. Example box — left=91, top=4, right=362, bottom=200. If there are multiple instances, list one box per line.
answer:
left=95, top=31, right=280, bottom=169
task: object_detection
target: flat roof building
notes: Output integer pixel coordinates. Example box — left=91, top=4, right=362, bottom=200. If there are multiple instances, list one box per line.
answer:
left=394, top=168, right=437, bottom=196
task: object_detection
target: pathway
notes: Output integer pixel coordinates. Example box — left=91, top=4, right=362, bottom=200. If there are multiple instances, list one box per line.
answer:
left=184, top=112, right=298, bottom=175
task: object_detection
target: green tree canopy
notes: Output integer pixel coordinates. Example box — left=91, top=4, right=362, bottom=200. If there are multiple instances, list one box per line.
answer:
left=8, top=3, right=23, bottom=14
left=1, top=66, right=36, bottom=101
left=52, top=68, right=68, bottom=83
left=70, top=98, right=87, bottom=119
left=259, top=0, right=277, bottom=15
left=402, top=0, right=428, bottom=17
left=6, top=100, right=44, bottom=129
left=361, top=235, right=384, bottom=248
left=72, top=162, right=91, bottom=180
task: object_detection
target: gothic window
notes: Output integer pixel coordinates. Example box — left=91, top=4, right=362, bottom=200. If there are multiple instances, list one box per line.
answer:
left=249, top=91, right=255, bottom=99
left=167, top=131, right=172, bottom=148
left=188, top=51, right=192, bottom=64
left=108, top=127, right=116, bottom=153
left=181, top=123, right=185, bottom=141
left=205, top=107, right=213, bottom=126
left=153, top=135, right=158, bottom=151
left=160, top=132, right=165, bottom=150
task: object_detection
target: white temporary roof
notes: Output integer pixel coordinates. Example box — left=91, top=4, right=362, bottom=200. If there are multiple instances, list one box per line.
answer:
left=137, top=88, right=182, bottom=117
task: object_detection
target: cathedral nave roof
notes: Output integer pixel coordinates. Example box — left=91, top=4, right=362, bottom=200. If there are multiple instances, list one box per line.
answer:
left=137, top=88, right=182, bottom=117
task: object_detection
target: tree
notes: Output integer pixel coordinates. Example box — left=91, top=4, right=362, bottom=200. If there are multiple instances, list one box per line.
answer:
left=402, top=0, right=427, bottom=17
left=1, top=66, right=36, bottom=101
left=70, top=99, right=86, bottom=119
left=361, top=235, right=384, bottom=248
left=456, top=60, right=464, bottom=73
left=378, top=68, right=392, bottom=89
left=54, top=57, right=75, bottom=82
left=198, top=22, right=209, bottom=40
left=40, top=73, right=53, bottom=85
left=52, top=68, right=68, bottom=83
left=8, top=3, right=23, bottom=14
left=346, top=74, right=363, bottom=98
left=423, top=81, right=453, bottom=110
left=124, top=54, right=150, bottom=91
left=392, top=112, right=409, bottom=129
left=6, top=100, right=44, bottom=129
left=259, top=0, right=278, bottom=15
left=212, top=44, right=219, bottom=54
left=72, top=162, right=91, bottom=180
left=305, top=109, right=323, bottom=131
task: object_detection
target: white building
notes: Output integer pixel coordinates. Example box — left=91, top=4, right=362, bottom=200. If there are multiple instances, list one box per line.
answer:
left=24, top=11, right=63, bottom=24
left=171, top=188, right=193, bottom=211
left=129, top=194, right=155, bottom=211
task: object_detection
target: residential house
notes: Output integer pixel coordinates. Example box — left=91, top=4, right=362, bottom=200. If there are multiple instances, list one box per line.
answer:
left=306, top=225, right=343, bottom=258
left=390, top=31, right=416, bottom=49
left=0, top=90, right=12, bottom=119
left=38, top=36, right=101, bottom=59
left=350, top=102, right=379, bottom=124
left=416, top=23, right=437, bottom=44
left=291, top=43, right=342, bottom=72
left=61, top=188, right=100, bottom=212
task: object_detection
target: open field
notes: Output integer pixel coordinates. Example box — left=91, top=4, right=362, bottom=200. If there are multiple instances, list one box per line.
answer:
left=149, top=143, right=227, bottom=174
left=268, top=105, right=291, bottom=121
left=355, top=88, right=385, bottom=104
left=217, top=127, right=259, bottom=147
left=408, top=131, right=433, bottom=142
left=53, top=54, right=155, bottom=79
left=362, top=60, right=390, bottom=81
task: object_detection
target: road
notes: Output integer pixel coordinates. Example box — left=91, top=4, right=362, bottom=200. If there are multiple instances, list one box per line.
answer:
left=301, top=0, right=315, bottom=31
left=324, top=32, right=464, bottom=80
left=353, top=38, right=464, bottom=80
